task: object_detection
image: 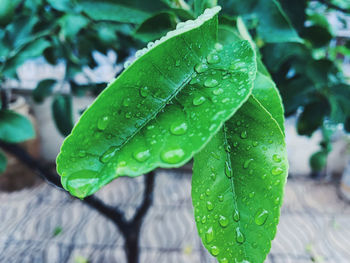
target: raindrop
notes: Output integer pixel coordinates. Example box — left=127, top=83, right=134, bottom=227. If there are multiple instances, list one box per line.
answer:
left=133, top=149, right=151, bottom=162
left=161, top=148, right=185, bottom=164
left=215, top=43, right=223, bottom=51
left=210, top=246, right=220, bottom=256
left=271, top=167, right=283, bottom=175
left=170, top=121, right=188, bottom=135
left=200, top=193, right=205, bottom=200
left=140, top=86, right=150, bottom=98
left=207, top=201, right=214, bottom=211
left=252, top=141, right=259, bottom=147
left=240, top=130, right=247, bottom=139
left=97, top=116, right=109, bottom=131
left=205, top=227, right=214, bottom=244
left=233, top=209, right=240, bottom=222
left=254, top=208, right=269, bottom=226
left=219, top=215, right=229, bottom=227
left=100, top=146, right=118, bottom=163
left=194, top=62, right=209, bottom=73
left=225, top=161, right=232, bottom=178
left=207, top=53, right=220, bottom=64
left=206, top=188, right=211, bottom=196
left=193, top=95, right=206, bottom=106
left=249, top=192, right=255, bottom=198
left=235, top=227, right=245, bottom=244
left=66, top=170, right=99, bottom=198
left=218, top=195, right=224, bottom=202
left=243, top=159, right=253, bottom=169
left=273, top=154, right=282, bottom=163
left=219, top=258, right=228, bottom=263
left=212, top=88, right=223, bottom=95
left=125, top=112, right=132, bottom=119
left=175, top=60, right=180, bottom=67
left=204, top=77, right=219, bottom=88
left=78, top=150, right=86, bottom=157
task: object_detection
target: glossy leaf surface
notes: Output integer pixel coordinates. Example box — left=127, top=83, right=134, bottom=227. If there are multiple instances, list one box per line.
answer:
left=56, top=7, right=258, bottom=198
left=0, top=110, right=35, bottom=143
left=192, top=97, right=288, bottom=263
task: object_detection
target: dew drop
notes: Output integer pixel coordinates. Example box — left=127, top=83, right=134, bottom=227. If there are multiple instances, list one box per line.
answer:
left=254, top=208, right=269, bottom=226
left=233, top=209, right=240, bottom=222
left=193, top=95, right=206, bottom=106
left=218, top=195, right=224, bottom=202
left=273, top=154, right=282, bottom=163
left=219, top=258, right=228, bottom=263
left=215, top=43, right=223, bottom=51
left=170, top=121, right=188, bottom=135
left=175, top=60, right=180, bottom=67
left=100, top=146, right=118, bottom=163
left=78, top=150, right=86, bottom=157
left=249, top=192, right=255, bottom=198
left=243, top=159, right=253, bottom=169
left=65, top=170, right=99, bottom=199
left=207, top=201, right=214, bottom=211
left=201, top=215, right=207, bottom=224
left=219, top=215, right=229, bottom=227
left=140, top=86, right=150, bottom=98
left=271, top=167, right=283, bottom=175
left=210, top=246, right=220, bottom=256
left=161, top=148, right=185, bottom=164
left=205, top=227, right=214, bottom=244
left=212, top=88, right=223, bottom=95
left=252, top=141, right=259, bottom=147
left=207, top=53, right=220, bottom=64
left=240, top=130, right=247, bottom=139
left=200, top=193, right=205, bottom=200
left=225, top=161, right=232, bottom=178
left=205, top=188, right=211, bottom=196
left=97, top=116, right=109, bottom=131
left=204, top=77, right=219, bottom=88
left=235, top=227, right=245, bottom=244
left=194, top=62, right=209, bottom=73
left=133, top=149, right=151, bottom=162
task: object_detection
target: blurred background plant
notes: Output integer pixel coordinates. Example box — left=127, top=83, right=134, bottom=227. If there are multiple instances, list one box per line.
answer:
left=0, top=0, right=349, bottom=262
left=1, top=0, right=349, bottom=175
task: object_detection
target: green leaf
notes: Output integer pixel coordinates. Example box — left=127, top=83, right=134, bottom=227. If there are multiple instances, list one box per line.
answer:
left=0, top=150, right=7, bottom=174
left=0, top=110, right=35, bottom=143
left=219, top=0, right=301, bottom=43
left=58, top=14, right=90, bottom=39
left=52, top=95, right=74, bottom=137
left=255, top=0, right=302, bottom=43
left=47, top=0, right=76, bottom=11
left=192, top=96, right=288, bottom=263
left=3, top=38, right=50, bottom=78
left=297, top=100, right=330, bottom=136
left=77, top=0, right=168, bottom=24
left=56, top=7, right=258, bottom=198
left=252, top=72, right=284, bottom=132
left=133, top=12, right=177, bottom=42
left=33, top=79, right=57, bottom=103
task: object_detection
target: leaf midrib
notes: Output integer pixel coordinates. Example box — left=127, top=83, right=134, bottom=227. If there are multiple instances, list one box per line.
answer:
left=222, top=124, right=248, bottom=259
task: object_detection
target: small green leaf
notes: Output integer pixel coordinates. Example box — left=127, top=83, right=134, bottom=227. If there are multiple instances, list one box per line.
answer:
left=310, top=151, right=327, bottom=172
left=78, top=0, right=166, bottom=24
left=56, top=7, right=258, bottom=198
left=0, top=150, right=7, bottom=174
left=253, top=72, right=284, bottom=132
left=58, top=14, right=90, bottom=39
left=192, top=96, right=288, bottom=263
left=134, top=12, right=177, bottom=42
left=0, top=110, right=35, bottom=143
left=33, top=79, right=57, bottom=103
left=52, top=95, right=74, bottom=137
left=52, top=226, right=63, bottom=237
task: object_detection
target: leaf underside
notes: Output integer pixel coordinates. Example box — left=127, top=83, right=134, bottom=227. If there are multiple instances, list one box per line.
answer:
left=56, top=7, right=258, bottom=198
left=192, top=96, right=288, bottom=263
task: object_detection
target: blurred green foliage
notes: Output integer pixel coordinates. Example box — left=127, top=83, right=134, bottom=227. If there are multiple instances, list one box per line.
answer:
left=0, top=0, right=349, bottom=173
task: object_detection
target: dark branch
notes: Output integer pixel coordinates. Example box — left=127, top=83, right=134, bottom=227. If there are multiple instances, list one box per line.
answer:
left=314, top=0, right=350, bottom=13
left=0, top=140, right=128, bottom=231
left=132, top=171, right=155, bottom=224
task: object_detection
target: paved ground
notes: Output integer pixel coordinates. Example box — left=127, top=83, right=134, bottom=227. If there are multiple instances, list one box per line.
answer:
left=0, top=170, right=349, bottom=263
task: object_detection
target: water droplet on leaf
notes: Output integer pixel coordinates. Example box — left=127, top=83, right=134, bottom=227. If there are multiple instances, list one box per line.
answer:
left=170, top=121, right=188, bottom=135
left=205, top=227, right=214, bottom=244
left=193, top=95, right=206, bottom=106
left=97, top=116, right=109, bottom=131
left=161, top=148, right=185, bottom=164
left=219, top=215, right=229, bottom=227
left=254, top=208, right=269, bottom=226
left=204, top=77, right=219, bottom=88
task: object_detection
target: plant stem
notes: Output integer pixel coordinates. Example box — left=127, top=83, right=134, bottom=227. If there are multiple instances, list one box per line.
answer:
left=0, top=140, right=155, bottom=263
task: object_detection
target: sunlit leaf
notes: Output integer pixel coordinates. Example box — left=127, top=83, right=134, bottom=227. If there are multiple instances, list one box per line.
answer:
left=192, top=96, right=288, bottom=263
left=56, top=7, right=258, bottom=198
